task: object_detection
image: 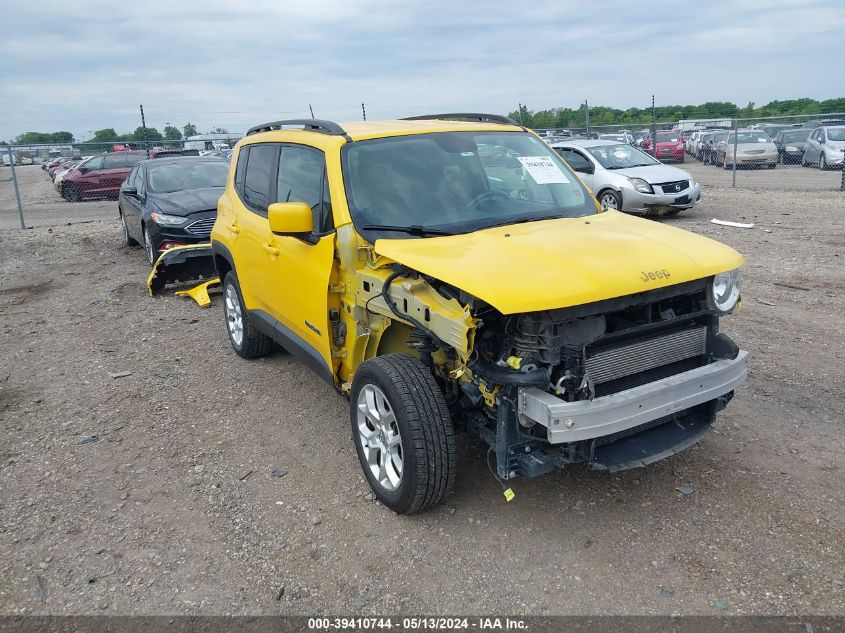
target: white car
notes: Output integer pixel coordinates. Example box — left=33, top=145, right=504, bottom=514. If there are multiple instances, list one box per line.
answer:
left=552, top=139, right=702, bottom=216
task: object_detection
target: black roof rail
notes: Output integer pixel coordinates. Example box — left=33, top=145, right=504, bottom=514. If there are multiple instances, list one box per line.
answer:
left=246, top=119, right=348, bottom=137
left=401, top=113, right=519, bottom=125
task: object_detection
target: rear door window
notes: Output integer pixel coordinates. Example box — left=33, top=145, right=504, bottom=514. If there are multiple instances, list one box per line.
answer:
left=242, top=144, right=277, bottom=214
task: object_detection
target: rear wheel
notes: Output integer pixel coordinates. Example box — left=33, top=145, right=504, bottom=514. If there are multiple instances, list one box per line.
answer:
left=222, top=271, right=274, bottom=359
left=351, top=354, right=456, bottom=514
left=597, top=189, right=622, bottom=211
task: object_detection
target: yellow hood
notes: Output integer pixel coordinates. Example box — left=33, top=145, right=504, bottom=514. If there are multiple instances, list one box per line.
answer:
left=373, top=211, right=744, bottom=315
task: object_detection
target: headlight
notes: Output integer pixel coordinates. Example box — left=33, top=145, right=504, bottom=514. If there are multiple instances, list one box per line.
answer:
left=785, top=146, right=798, bottom=151
left=150, top=212, right=186, bottom=226
left=709, top=269, right=741, bottom=313
left=626, top=177, right=654, bottom=194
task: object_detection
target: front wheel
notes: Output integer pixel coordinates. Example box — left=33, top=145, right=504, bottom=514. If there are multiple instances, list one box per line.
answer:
left=351, top=354, right=456, bottom=514
left=120, top=211, right=138, bottom=246
left=819, top=155, right=827, bottom=171
left=597, top=189, right=622, bottom=211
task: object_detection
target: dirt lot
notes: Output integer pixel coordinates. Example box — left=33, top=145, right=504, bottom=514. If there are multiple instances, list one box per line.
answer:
left=0, top=187, right=843, bottom=616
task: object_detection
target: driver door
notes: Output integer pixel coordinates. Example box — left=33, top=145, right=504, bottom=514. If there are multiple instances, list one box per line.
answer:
left=557, top=148, right=595, bottom=191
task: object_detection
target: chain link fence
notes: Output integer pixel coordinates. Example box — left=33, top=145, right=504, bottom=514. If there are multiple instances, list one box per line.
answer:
left=0, top=135, right=241, bottom=229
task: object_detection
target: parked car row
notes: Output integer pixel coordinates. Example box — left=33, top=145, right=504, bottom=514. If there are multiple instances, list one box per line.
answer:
left=689, top=124, right=844, bottom=170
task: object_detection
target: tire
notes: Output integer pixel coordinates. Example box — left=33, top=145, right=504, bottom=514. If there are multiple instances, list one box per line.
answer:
left=222, top=271, right=274, bottom=359
left=143, top=226, right=157, bottom=266
left=801, top=153, right=807, bottom=167
left=120, top=211, right=138, bottom=246
left=768, top=163, right=776, bottom=170
left=597, top=189, right=622, bottom=211
left=819, top=155, right=827, bottom=171
left=63, top=183, right=80, bottom=202
left=351, top=354, right=456, bottom=514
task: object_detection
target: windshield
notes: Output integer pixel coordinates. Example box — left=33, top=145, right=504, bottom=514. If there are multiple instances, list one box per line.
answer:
left=728, top=131, right=771, bottom=144
left=585, top=144, right=659, bottom=169
left=780, top=130, right=810, bottom=142
left=148, top=161, right=229, bottom=193
left=828, top=128, right=845, bottom=141
left=342, top=131, right=595, bottom=240
left=656, top=132, right=681, bottom=143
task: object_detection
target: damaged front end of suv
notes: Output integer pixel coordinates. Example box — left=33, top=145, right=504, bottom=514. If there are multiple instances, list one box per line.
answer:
left=352, top=226, right=746, bottom=482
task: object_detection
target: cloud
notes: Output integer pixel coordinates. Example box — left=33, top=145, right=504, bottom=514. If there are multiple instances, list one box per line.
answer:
left=1, top=0, right=843, bottom=140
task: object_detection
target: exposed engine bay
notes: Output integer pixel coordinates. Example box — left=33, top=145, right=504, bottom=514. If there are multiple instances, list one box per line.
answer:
left=370, top=271, right=742, bottom=480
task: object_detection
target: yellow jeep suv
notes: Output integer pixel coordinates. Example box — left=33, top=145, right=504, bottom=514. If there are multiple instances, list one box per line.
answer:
left=210, top=114, right=747, bottom=514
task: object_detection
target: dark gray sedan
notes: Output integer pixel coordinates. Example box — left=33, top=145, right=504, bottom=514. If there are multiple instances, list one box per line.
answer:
left=118, top=156, right=228, bottom=265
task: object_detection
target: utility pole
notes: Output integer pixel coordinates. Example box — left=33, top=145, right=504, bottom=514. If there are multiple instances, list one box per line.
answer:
left=585, top=99, right=590, bottom=135
left=651, top=94, right=656, bottom=148
left=361, top=103, right=366, bottom=121
left=139, top=105, right=149, bottom=158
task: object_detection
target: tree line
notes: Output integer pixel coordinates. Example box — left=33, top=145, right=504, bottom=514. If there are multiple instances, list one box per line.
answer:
left=508, top=97, right=845, bottom=129
left=11, top=122, right=225, bottom=145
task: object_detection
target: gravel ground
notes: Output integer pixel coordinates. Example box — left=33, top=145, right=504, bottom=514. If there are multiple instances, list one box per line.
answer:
left=0, top=187, right=843, bottom=616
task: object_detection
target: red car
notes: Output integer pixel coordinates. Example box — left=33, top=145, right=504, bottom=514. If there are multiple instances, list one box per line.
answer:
left=61, top=151, right=147, bottom=201
left=643, top=131, right=685, bottom=163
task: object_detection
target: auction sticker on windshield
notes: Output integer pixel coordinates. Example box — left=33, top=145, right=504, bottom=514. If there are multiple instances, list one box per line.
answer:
left=517, top=156, right=570, bottom=184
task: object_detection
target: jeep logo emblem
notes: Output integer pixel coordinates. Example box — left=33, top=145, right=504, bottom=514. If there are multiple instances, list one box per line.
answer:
left=641, top=269, right=671, bottom=282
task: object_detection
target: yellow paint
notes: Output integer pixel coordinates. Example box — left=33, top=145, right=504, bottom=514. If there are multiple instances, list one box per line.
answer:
left=175, top=278, right=221, bottom=308
left=373, top=211, right=744, bottom=314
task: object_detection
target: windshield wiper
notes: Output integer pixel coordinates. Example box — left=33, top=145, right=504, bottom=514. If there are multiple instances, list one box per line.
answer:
left=361, top=224, right=455, bottom=236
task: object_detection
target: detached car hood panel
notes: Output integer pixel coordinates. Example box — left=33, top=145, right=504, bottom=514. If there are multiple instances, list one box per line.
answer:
left=373, top=211, right=744, bottom=314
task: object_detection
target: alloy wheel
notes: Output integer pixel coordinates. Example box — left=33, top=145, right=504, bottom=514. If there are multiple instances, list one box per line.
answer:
left=144, top=228, right=156, bottom=265
left=356, top=384, right=403, bottom=492
left=224, top=283, right=244, bottom=347
left=600, top=192, right=619, bottom=210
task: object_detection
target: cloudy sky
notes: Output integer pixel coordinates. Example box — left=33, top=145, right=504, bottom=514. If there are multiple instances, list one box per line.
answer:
left=1, top=0, right=843, bottom=140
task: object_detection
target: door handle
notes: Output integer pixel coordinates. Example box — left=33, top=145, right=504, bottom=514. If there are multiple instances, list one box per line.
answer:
left=228, top=223, right=240, bottom=235
left=261, top=243, right=280, bottom=257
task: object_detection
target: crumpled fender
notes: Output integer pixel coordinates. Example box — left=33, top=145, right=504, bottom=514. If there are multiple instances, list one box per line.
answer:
left=147, top=243, right=218, bottom=296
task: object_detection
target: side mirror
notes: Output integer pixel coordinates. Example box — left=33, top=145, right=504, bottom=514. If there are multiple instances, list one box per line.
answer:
left=268, top=201, right=313, bottom=236
left=123, top=186, right=138, bottom=196
left=819, top=138, right=825, bottom=144
left=77, top=167, right=88, bottom=174
left=576, top=165, right=594, bottom=175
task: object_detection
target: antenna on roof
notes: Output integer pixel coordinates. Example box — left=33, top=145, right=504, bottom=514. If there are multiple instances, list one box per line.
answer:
left=362, top=103, right=366, bottom=121
left=309, top=104, right=315, bottom=119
